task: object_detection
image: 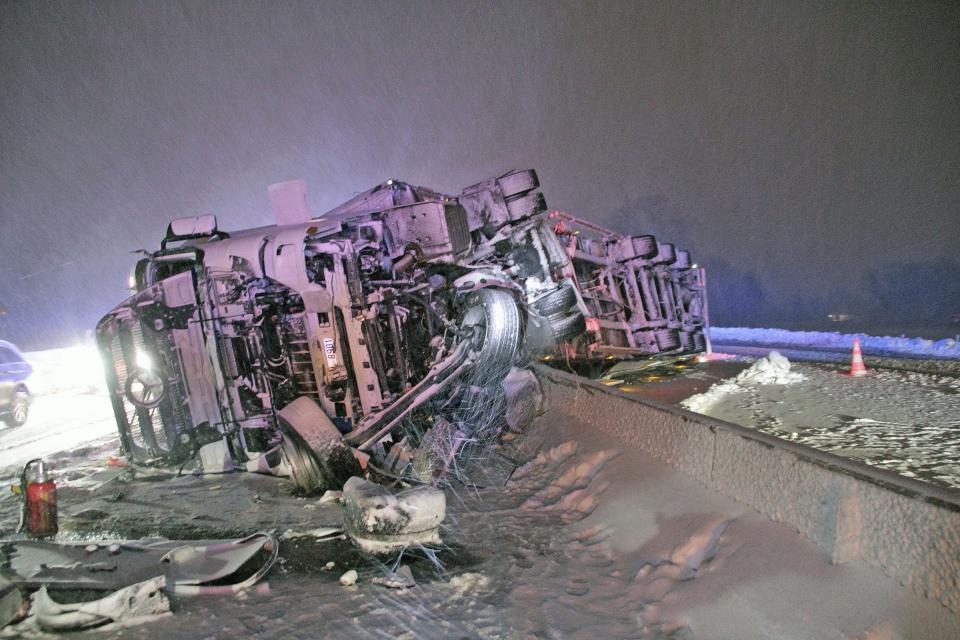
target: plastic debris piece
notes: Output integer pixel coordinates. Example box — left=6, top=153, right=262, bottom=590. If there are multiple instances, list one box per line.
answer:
left=339, top=569, right=358, bottom=586
left=33, top=575, right=169, bottom=631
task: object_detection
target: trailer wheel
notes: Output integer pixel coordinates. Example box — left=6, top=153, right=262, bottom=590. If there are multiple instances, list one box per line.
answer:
left=673, top=250, right=691, bottom=269
left=652, top=243, right=676, bottom=265
left=654, top=328, right=681, bottom=351
left=531, top=285, right=578, bottom=319
left=630, top=235, right=658, bottom=260
left=550, top=312, right=587, bottom=344
left=498, top=169, right=539, bottom=198
left=505, top=192, right=546, bottom=221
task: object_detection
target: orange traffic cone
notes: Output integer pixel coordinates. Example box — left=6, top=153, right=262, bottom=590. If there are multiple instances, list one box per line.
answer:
left=849, top=338, right=867, bottom=377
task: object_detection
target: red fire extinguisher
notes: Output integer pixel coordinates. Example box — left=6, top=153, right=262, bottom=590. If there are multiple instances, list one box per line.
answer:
left=17, top=458, right=58, bottom=537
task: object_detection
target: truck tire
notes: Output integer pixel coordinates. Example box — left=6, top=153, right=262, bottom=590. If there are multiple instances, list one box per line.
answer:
left=498, top=170, right=539, bottom=198
left=673, top=250, right=691, bottom=269
left=633, top=330, right=659, bottom=353
left=654, top=243, right=676, bottom=265
left=531, top=285, right=578, bottom=320
left=654, top=328, right=681, bottom=351
left=678, top=330, right=695, bottom=352
left=693, top=331, right=706, bottom=351
left=465, top=288, right=522, bottom=380
left=278, top=396, right=360, bottom=493
left=550, top=312, right=587, bottom=344
left=630, top=235, right=658, bottom=260
left=505, top=192, right=546, bottom=221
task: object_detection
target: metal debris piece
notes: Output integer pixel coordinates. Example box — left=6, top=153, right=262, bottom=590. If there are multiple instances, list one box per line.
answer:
left=1, top=533, right=278, bottom=595
left=33, top=575, right=169, bottom=631
left=279, top=527, right=342, bottom=541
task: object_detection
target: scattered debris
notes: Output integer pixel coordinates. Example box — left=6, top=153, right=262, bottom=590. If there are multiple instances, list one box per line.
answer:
left=338, top=569, right=358, bottom=586
left=372, top=565, right=415, bottom=589
left=279, top=527, right=342, bottom=541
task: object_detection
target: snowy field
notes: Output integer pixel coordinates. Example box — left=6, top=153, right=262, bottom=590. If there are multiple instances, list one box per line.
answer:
left=682, top=352, right=960, bottom=489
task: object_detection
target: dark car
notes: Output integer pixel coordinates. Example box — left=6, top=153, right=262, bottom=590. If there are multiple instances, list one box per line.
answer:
left=0, top=340, right=32, bottom=426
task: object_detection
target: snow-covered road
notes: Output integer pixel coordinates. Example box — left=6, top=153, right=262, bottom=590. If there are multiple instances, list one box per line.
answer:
left=0, top=392, right=117, bottom=474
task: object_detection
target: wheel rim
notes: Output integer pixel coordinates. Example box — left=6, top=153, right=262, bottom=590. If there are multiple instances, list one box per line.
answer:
left=126, top=369, right=166, bottom=408
left=12, top=393, right=28, bottom=423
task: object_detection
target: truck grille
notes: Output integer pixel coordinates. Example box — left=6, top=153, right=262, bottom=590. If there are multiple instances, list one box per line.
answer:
left=100, top=316, right=192, bottom=465
left=444, top=204, right=471, bottom=256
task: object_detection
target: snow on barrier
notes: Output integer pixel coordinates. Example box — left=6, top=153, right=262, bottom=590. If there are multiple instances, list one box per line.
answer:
left=534, top=364, right=960, bottom=613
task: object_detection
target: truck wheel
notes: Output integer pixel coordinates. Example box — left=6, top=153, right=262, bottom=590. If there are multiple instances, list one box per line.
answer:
left=630, top=235, right=658, bottom=260
left=550, top=312, right=587, bottom=344
left=531, top=285, right=578, bottom=319
left=463, top=288, right=522, bottom=380
left=654, top=243, right=676, bottom=265
left=693, top=332, right=706, bottom=351
left=505, top=192, right=546, bottom=221
left=498, top=169, right=539, bottom=198
left=654, top=328, right=681, bottom=351
left=3, top=389, right=29, bottom=427
left=278, top=396, right=360, bottom=493
left=678, top=331, right=695, bottom=352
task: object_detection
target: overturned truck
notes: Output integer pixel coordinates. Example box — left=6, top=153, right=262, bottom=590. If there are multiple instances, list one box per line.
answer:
left=96, top=169, right=707, bottom=490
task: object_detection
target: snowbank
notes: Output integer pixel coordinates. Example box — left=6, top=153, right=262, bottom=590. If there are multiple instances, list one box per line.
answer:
left=711, top=326, right=960, bottom=359
left=682, top=351, right=804, bottom=414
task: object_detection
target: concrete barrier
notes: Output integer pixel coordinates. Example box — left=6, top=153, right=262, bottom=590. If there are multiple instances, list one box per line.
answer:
left=535, top=364, right=960, bottom=613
